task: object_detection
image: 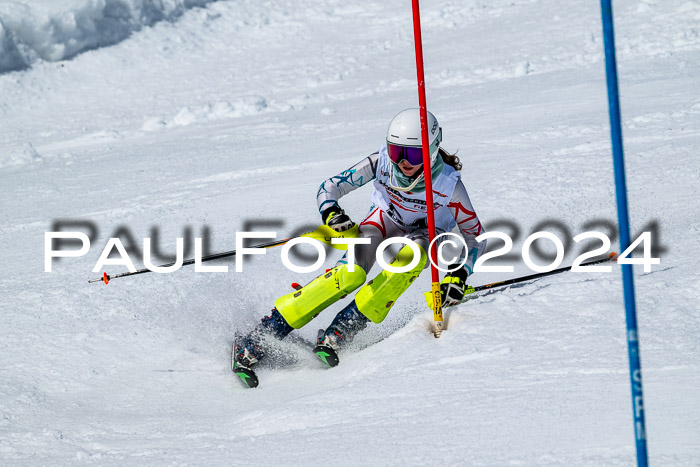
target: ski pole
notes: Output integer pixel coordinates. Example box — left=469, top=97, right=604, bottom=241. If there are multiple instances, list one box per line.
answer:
left=88, top=224, right=359, bottom=285
left=425, top=252, right=618, bottom=310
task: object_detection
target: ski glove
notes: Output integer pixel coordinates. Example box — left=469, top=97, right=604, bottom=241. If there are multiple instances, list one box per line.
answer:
left=440, top=266, right=469, bottom=307
left=321, top=205, right=356, bottom=233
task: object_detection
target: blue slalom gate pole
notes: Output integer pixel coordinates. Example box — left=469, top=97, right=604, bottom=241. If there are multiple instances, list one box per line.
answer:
left=599, top=1, right=649, bottom=465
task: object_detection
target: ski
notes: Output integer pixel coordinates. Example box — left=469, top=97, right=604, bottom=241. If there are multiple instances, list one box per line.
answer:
left=313, top=344, right=340, bottom=368
left=232, top=363, right=259, bottom=389
left=232, top=332, right=325, bottom=388
left=231, top=344, right=259, bottom=388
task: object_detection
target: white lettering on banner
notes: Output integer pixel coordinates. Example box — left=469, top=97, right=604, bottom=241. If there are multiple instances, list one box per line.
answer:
left=429, top=232, right=467, bottom=273
left=628, top=330, right=638, bottom=342
left=376, top=238, right=422, bottom=273
left=571, top=231, right=612, bottom=272
left=633, top=369, right=643, bottom=391
left=43, top=230, right=663, bottom=275
left=331, top=237, right=371, bottom=272
left=235, top=232, right=276, bottom=272
left=617, top=232, right=660, bottom=272
left=45, top=232, right=90, bottom=272
left=195, top=238, right=228, bottom=272
left=634, top=395, right=644, bottom=418
left=473, top=231, right=514, bottom=273
left=143, top=238, right=184, bottom=273
left=281, top=237, right=326, bottom=274
left=92, top=238, right=137, bottom=273
left=636, top=421, right=647, bottom=441
left=522, top=232, right=564, bottom=272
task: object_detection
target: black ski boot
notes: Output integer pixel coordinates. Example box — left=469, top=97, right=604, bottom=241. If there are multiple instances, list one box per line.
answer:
left=232, top=308, right=294, bottom=388
left=314, top=300, right=369, bottom=368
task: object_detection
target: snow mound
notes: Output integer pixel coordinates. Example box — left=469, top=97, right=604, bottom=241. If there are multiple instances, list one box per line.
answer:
left=0, top=142, right=43, bottom=167
left=0, top=0, right=214, bottom=73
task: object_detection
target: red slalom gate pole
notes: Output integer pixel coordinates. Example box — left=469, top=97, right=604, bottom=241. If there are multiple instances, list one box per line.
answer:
left=411, top=0, right=443, bottom=337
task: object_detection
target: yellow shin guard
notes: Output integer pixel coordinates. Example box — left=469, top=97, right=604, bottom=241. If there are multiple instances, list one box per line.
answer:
left=275, top=263, right=367, bottom=329
left=355, top=244, right=427, bottom=324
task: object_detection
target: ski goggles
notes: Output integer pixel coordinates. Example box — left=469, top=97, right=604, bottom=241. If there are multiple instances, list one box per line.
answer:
left=386, top=128, right=442, bottom=166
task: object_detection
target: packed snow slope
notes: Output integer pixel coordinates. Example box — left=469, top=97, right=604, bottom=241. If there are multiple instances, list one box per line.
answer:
left=0, top=0, right=216, bottom=73
left=1, top=0, right=699, bottom=465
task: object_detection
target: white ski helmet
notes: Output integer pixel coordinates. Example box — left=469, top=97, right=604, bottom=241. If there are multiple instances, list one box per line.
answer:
left=386, top=108, right=442, bottom=191
left=386, top=108, right=442, bottom=166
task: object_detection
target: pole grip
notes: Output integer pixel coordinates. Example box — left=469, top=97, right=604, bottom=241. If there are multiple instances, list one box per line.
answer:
left=431, top=282, right=443, bottom=337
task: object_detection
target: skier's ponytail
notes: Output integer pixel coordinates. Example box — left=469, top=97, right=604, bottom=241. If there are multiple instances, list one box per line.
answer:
left=439, top=147, right=462, bottom=171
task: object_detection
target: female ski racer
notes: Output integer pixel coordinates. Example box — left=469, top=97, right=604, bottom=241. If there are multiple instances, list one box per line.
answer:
left=233, top=108, right=486, bottom=383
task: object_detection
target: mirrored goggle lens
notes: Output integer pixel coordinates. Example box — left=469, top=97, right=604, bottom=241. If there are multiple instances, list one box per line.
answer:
left=387, top=144, right=424, bottom=166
